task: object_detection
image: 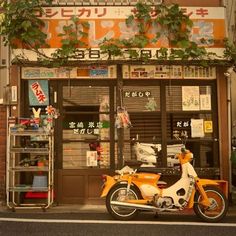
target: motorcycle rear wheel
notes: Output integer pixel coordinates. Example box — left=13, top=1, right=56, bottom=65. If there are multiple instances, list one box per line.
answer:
left=106, top=183, right=142, bottom=220
left=193, top=186, right=228, bottom=222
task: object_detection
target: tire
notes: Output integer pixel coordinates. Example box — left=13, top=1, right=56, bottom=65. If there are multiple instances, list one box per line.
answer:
left=193, top=186, right=228, bottom=222
left=106, top=183, right=142, bottom=220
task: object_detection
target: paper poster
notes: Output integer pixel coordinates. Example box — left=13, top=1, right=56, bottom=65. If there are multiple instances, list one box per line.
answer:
left=28, top=80, right=49, bottom=106
left=200, top=94, right=211, bottom=110
left=204, top=121, right=213, bottom=133
left=191, top=119, right=204, bottom=138
left=86, top=151, right=98, bottom=167
left=182, top=86, right=200, bottom=111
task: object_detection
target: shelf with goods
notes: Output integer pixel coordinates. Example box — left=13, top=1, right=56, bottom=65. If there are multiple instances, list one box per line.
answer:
left=6, top=128, right=54, bottom=211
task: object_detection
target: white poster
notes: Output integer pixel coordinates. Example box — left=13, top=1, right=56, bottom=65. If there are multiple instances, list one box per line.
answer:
left=200, top=94, right=211, bottom=110
left=191, top=119, right=204, bottom=138
left=182, top=86, right=200, bottom=111
left=86, top=151, right=98, bottom=167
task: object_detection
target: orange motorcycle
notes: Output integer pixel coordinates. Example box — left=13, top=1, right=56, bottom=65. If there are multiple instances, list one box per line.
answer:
left=101, top=147, right=228, bottom=222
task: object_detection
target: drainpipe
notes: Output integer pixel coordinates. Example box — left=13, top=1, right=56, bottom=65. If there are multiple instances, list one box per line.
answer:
left=227, top=74, right=232, bottom=194
left=5, top=0, right=11, bottom=206
left=222, top=0, right=233, bottom=193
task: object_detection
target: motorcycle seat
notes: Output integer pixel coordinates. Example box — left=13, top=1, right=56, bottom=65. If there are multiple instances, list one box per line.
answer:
left=136, top=166, right=162, bottom=174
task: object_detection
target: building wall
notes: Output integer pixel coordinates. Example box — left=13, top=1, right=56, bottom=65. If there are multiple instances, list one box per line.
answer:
left=0, top=105, right=6, bottom=203
left=225, top=0, right=236, bottom=139
left=1, top=0, right=230, bottom=205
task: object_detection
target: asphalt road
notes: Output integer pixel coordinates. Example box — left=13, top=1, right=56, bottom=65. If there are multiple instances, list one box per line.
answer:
left=0, top=212, right=236, bottom=236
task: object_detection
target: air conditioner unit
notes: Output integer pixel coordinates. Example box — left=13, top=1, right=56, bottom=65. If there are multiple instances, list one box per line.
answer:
left=0, top=36, right=8, bottom=67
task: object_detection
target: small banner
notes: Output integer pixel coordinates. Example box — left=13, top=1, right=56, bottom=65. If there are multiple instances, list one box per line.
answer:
left=28, top=80, right=49, bottom=106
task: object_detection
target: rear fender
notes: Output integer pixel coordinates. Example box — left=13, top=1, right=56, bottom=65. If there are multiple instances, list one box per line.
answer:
left=101, top=175, right=117, bottom=198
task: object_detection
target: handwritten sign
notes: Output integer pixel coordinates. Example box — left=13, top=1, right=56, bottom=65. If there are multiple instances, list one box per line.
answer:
left=28, top=80, right=49, bottom=106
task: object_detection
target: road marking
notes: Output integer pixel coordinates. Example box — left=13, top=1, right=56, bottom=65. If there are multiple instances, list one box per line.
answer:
left=0, top=218, right=235, bottom=227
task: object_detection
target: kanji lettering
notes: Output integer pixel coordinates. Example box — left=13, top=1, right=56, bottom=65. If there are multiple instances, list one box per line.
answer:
left=196, top=8, right=209, bottom=17
left=69, top=122, right=76, bottom=129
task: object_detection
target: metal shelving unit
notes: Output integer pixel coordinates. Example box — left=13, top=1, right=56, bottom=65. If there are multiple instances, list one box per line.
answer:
left=6, top=129, right=54, bottom=211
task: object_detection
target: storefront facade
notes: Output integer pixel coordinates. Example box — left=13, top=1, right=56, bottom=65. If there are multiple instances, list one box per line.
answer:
left=1, top=0, right=231, bottom=205
left=10, top=63, right=227, bottom=204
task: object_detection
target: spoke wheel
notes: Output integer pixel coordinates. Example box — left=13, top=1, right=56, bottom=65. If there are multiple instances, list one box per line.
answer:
left=106, top=184, right=141, bottom=220
left=193, top=186, right=228, bottom=222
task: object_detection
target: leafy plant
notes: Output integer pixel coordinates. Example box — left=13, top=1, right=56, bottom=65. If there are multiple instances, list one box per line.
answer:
left=0, top=0, right=52, bottom=49
left=50, top=15, right=90, bottom=65
left=223, top=38, right=236, bottom=64
left=99, top=2, right=213, bottom=62
left=0, top=0, right=236, bottom=68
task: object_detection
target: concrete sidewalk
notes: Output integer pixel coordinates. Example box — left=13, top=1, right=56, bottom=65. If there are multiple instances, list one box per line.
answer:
left=1, top=203, right=236, bottom=216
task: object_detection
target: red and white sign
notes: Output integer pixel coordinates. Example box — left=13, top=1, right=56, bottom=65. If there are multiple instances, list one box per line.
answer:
left=31, top=82, right=47, bottom=104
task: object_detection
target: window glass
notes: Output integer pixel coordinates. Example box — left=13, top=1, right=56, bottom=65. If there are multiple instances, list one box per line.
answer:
left=62, top=86, right=110, bottom=169
left=123, top=86, right=160, bottom=112
left=166, top=85, right=212, bottom=112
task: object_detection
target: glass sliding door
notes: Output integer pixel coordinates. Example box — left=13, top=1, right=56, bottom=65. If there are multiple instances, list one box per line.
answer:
left=62, top=85, right=113, bottom=169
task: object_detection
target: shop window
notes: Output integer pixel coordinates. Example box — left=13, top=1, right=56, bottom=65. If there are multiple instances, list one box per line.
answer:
left=121, top=86, right=161, bottom=166
left=120, top=83, right=218, bottom=169
left=166, top=85, right=212, bottom=112
left=62, top=86, right=111, bottom=169
left=123, top=86, right=160, bottom=112
left=166, top=84, right=218, bottom=168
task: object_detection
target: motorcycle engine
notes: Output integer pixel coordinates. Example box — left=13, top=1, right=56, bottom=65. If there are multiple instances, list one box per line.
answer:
left=154, top=195, right=173, bottom=208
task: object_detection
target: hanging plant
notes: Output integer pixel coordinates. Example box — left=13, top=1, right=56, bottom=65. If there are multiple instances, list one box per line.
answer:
left=99, top=2, right=216, bottom=63
left=44, top=15, right=90, bottom=66
left=0, top=0, right=90, bottom=66
left=0, top=0, right=52, bottom=50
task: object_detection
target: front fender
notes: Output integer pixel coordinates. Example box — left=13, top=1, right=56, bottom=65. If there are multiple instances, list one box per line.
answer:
left=196, top=178, right=219, bottom=187
left=187, top=179, right=219, bottom=208
left=101, top=175, right=117, bottom=198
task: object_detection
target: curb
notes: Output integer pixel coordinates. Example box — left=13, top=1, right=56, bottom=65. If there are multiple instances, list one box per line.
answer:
left=1, top=205, right=236, bottom=216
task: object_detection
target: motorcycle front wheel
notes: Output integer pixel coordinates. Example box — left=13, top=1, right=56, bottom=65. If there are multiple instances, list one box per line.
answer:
left=193, top=186, right=228, bottom=222
left=106, top=183, right=142, bottom=220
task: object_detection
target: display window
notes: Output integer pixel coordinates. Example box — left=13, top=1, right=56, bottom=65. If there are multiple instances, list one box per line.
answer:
left=62, top=85, right=112, bottom=169
left=21, top=77, right=219, bottom=172
left=122, top=81, right=218, bottom=169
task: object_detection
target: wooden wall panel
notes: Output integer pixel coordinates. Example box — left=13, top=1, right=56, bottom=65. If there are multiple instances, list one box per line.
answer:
left=57, top=169, right=114, bottom=204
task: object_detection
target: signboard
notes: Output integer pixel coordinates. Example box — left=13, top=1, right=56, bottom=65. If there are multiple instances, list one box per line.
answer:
left=14, top=6, right=226, bottom=61
left=37, top=7, right=225, bottom=48
left=28, top=80, right=49, bottom=106
left=22, top=66, right=116, bottom=79
left=123, top=65, right=216, bottom=79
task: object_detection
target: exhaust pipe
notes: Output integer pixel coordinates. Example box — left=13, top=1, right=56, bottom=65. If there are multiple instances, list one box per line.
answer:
left=110, top=201, right=179, bottom=212
left=111, top=201, right=158, bottom=211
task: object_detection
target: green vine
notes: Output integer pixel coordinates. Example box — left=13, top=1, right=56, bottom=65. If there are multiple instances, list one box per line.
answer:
left=0, top=0, right=52, bottom=49
left=0, top=0, right=235, bottom=68
left=45, top=15, right=90, bottom=66
left=100, top=2, right=216, bottom=64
